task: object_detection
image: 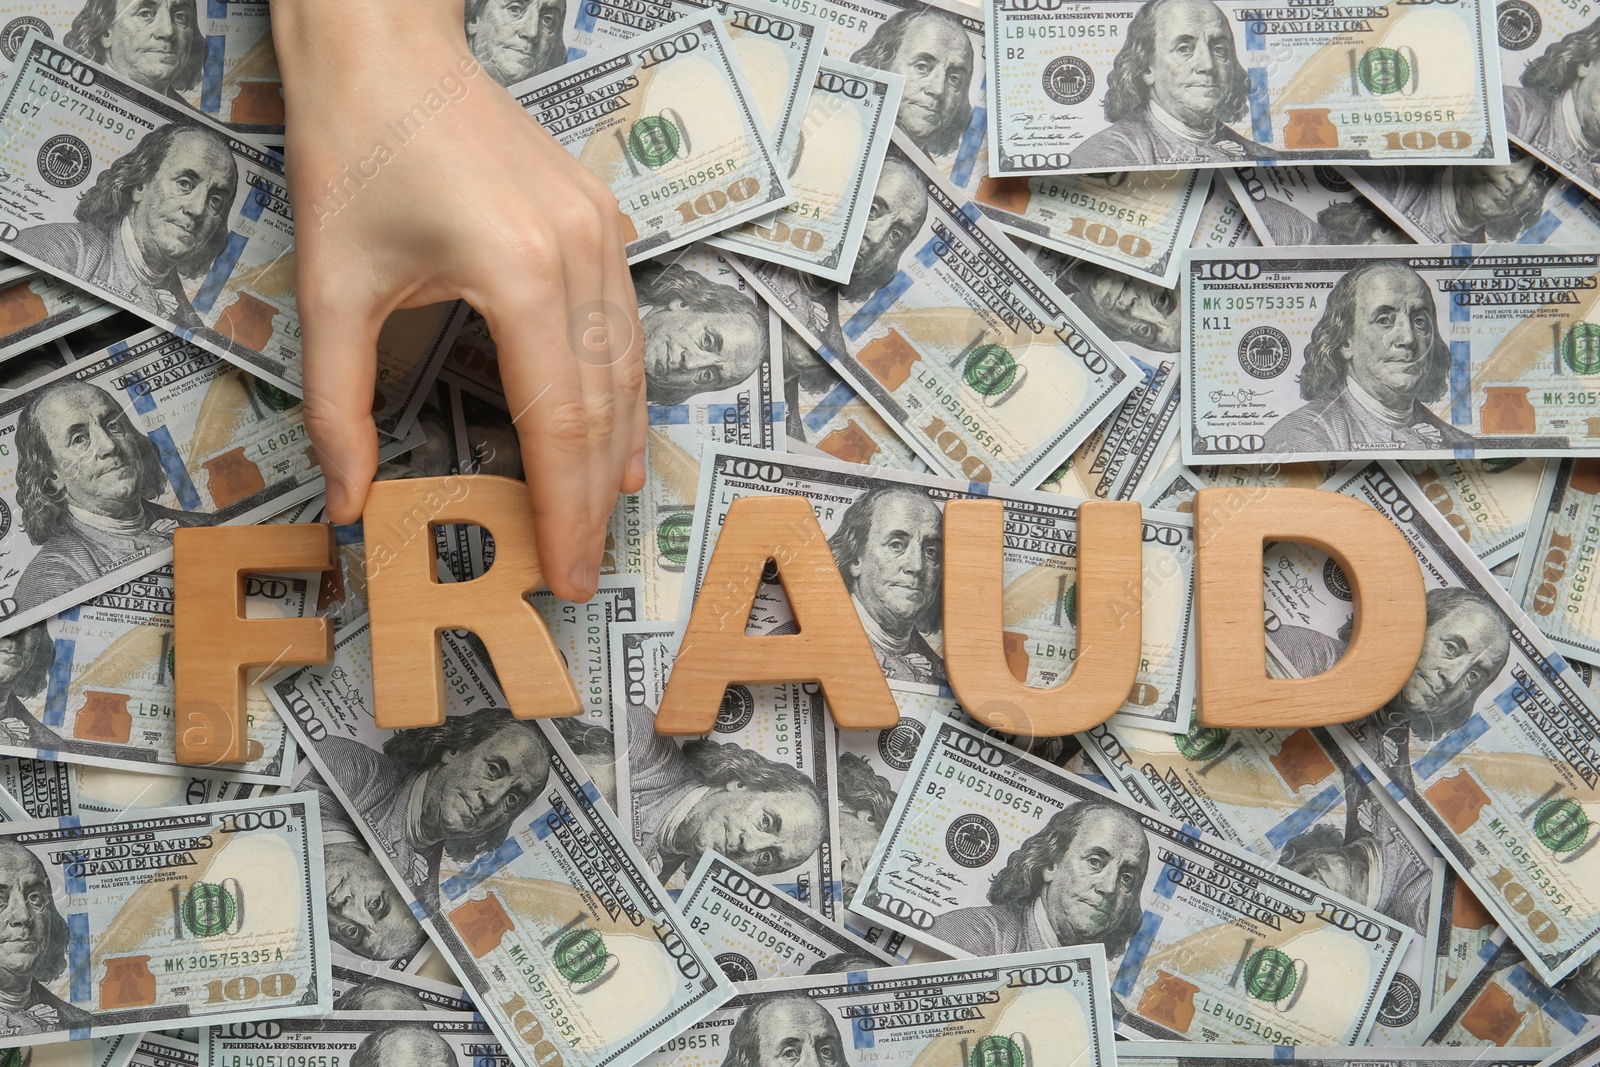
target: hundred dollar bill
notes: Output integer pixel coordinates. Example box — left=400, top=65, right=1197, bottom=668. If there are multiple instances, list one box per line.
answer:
left=984, top=0, right=1508, bottom=176
left=126, top=1033, right=190, bottom=1067
left=372, top=303, right=467, bottom=442
left=509, top=17, right=793, bottom=263
left=1433, top=870, right=1500, bottom=1004
left=330, top=960, right=474, bottom=1013
left=1420, top=933, right=1598, bottom=1048
left=207, top=1014, right=504, bottom=1067
left=1183, top=247, right=1600, bottom=463
left=1137, top=461, right=1337, bottom=511
left=1342, top=151, right=1600, bottom=246
left=1194, top=182, right=1261, bottom=249
left=709, top=59, right=903, bottom=281
left=0, top=794, right=330, bottom=1047
left=0, top=275, right=116, bottom=362
left=0, top=328, right=326, bottom=637
left=0, top=1, right=281, bottom=137
left=1496, top=0, right=1600, bottom=204
left=267, top=615, right=734, bottom=1067
left=681, top=446, right=1198, bottom=731
left=734, top=133, right=1140, bottom=489
left=1082, top=721, right=1444, bottom=1042
left=635, top=947, right=1115, bottom=1067
left=1539, top=1031, right=1600, bottom=1067
left=614, top=621, right=844, bottom=914
left=0, top=562, right=303, bottom=782
left=852, top=713, right=1415, bottom=1045
left=0, top=34, right=302, bottom=394
left=1223, top=168, right=1409, bottom=246
left=1118, top=1042, right=1545, bottom=1067
left=1026, top=242, right=1182, bottom=500
left=678, top=851, right=897, bottom=980
left=1263, top=462, right=1600, bottom=985
left=779, top=316, right=927, bottom=472
left=1511, top=459, right=1600, bottom=663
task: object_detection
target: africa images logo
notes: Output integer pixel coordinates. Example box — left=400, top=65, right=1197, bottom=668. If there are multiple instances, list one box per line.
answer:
left=37, top=135, right=92, bottom=189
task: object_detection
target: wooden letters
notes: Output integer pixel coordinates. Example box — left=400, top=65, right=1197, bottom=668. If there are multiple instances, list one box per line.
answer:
left=174, top=525, right=335, bottom=766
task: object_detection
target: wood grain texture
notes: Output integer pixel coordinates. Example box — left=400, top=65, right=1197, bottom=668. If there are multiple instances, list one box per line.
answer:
left=365, top=476, right=579, bottom=729
left=944, top=499, right=1143, bottom=736
left=174, top=524, right=335, bottom=766
left=1195, top=486, right=1425, bottom=728
left=656, top=494, right=897, bottom=735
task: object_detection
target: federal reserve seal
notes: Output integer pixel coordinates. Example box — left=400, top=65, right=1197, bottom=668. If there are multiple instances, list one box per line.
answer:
left=38, top=135, right=92, bottom=189
left=879, top=717, right=924, bottom=772
left=0, top=17, right=49, bottom=60
left=1238, top=326, right=1291, bottom=379
left=1313, top=166, right=1352, bottom=193
left=716, top=685, right=756, bottom=733
left=1323, top=558, right=1352, bottom=601
left=946, top=813, right=1000, bottom=868
left=1497, top=0, right=1541, bottom=49
left=1377, top=973, right=1421, bottom=1027
left=715, top=953, right=758, bottom=982
left=1042, top=57, right=1094, bottom=106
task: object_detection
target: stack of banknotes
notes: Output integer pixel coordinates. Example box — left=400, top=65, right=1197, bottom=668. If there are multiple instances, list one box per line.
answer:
left=8, top=0, right=1600, bottom=1066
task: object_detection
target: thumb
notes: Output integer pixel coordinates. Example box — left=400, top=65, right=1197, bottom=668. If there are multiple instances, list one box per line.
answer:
left=300, top=293, right=383, bottom=525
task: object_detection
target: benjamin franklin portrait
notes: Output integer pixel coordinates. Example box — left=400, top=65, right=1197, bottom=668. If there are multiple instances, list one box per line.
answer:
left=466, top=0, right=567, bottom=87
left=64, top=0, right=206, bottom=102
left=0, top=623, right=61, bottom=753
left=0, top=841, right=92, bottom=1036
left=12, top=380, right=200, bottom=614
left=1040, top=255, right=1180, bottom=354
left=350, top=1023, right=461, bottom=1067
left=851, top=8, right=975, bottom=159
left=721, top=992, right=848, bottom=1067
left=13, top=124, right=238, bottom=331
left=634, top=263, right=768, bottom=407
left=1262, top=262, right=1474, bottom=454
left=929, top=797, right=1150, bottom=958
left=319, top=707, right=554, bottom=903
left=837, top=752, right=895, bottom=900
left=1360, top=154, right=1559, bottom=243
left=1071, top=0, right=1266, bottom=168
left=1505, top=19, right=1600, bottom=185
left=625, top=698, right=825, bottom=884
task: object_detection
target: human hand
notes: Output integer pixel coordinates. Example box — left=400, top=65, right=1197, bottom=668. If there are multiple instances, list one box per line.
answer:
left=272, top=1, right=645, bottom=602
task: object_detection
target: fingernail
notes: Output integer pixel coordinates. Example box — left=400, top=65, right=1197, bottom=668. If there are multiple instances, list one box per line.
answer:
left=326, top=480, right=347, bottom=521
left=628, top=451, right=646, bottom=484
left=569, top=561, right=598, bottom=600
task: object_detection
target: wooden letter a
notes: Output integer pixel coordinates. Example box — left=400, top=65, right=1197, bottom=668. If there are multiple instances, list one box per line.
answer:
left=1195, top=486, right=1425, bottom=728
left=175, top=525, right=335, bottom=766
left=364, top=476, right=579, bottom=729
left=944, top=499, right=1144, bottom=736
left=656, top=495, right=897, bottom=736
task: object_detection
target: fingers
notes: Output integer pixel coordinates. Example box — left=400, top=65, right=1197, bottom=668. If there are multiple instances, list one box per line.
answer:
left=599, top=193, right=647, bottom=497
left=301, top=292, right=383, bottom=525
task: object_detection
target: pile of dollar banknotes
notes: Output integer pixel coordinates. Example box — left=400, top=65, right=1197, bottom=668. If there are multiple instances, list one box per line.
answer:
left=11, top=0, right=1600, bottom=1065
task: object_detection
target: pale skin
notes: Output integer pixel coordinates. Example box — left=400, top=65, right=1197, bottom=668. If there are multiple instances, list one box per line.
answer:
left=272, top=0, right=646, bottom=602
